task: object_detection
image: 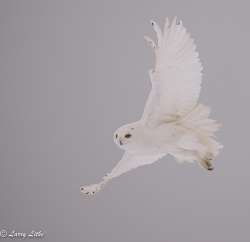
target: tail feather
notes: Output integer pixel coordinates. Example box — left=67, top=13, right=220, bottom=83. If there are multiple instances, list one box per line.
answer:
left=180, top=104, right=223, bottom=157
left=181, top=104, right=222, bottom=137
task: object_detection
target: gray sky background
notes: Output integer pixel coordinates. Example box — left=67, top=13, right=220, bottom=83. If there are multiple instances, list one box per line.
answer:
left=0, top=1, right=249, bottom=242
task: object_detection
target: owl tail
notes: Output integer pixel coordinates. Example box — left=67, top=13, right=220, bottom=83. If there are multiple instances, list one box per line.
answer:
left=180, top=104, right=223, bottom=157
left=181, top=104, right=221, bottom=136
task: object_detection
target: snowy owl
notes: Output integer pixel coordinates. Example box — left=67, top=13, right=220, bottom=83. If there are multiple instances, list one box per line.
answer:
left=81, top=17, right=222, bottom=196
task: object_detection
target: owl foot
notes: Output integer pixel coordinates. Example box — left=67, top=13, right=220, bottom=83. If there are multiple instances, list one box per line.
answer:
left=199, top=153, right=214, bottom=171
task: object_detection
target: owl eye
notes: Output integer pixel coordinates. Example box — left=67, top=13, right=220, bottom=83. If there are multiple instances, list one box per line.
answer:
left=115, top=134, right=118, bottom=139
left=124, top=133, right=132, bottom=139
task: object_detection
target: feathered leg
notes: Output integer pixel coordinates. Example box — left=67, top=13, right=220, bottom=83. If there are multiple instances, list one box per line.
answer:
left=199, top=153, right=214, bottom=171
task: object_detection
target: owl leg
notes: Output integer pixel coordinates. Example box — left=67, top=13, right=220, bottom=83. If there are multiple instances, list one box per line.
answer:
left=199, top=153, right=214, bottom=171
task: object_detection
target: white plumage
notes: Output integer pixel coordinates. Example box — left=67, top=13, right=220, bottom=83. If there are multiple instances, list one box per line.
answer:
left=81, top=17, right=222, bottom=196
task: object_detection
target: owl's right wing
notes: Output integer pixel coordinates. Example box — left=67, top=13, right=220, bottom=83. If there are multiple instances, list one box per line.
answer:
left=142, top=17, right=203, bottom=127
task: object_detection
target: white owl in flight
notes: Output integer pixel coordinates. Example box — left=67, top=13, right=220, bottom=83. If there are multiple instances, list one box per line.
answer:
left=81, top=17, right=222, bottom=196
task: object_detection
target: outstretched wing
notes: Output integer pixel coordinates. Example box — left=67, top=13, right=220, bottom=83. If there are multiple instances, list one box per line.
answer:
left=80, top=152, right=165, bottom=196
left=105, top=152, right=165, bottom=180
left=142, top=17, right=203, bottom=127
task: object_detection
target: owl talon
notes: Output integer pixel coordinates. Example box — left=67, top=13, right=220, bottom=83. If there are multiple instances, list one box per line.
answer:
left=199, top=153, right=215, bottom=171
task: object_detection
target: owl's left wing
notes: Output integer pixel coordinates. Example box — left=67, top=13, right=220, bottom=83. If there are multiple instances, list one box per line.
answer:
left=80, top=152, right=165, bottom=196
left=142, top=17, right=203, bottom=127
left=105, top=152, right=165, bottom=180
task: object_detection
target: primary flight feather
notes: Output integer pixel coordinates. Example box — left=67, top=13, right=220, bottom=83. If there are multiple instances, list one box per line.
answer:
left=81, top=17, right=222, bottom=196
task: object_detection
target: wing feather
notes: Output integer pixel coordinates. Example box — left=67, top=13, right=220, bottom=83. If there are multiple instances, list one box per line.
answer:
left=142, top=17, right=203, bottom=127
left=106, top=152, right=165, bottom=180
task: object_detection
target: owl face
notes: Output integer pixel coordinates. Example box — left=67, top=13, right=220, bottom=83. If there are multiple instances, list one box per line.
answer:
left=114, top=123, right=138, bottom=150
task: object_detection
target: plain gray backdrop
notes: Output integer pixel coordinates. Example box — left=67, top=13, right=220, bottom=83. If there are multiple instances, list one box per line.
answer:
left=0, top=0, right=249, bottom=242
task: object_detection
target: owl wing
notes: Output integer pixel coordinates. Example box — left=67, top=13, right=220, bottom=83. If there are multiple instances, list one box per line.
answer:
left=80, top=152, right=165, bottom=196
left=142, top=17, right=203, bottom=127
left=105, top=152, right=165, bottom=180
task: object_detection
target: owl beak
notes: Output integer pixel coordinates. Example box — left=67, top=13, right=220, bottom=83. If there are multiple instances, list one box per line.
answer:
left=119, top=139, right=123, bottom=146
